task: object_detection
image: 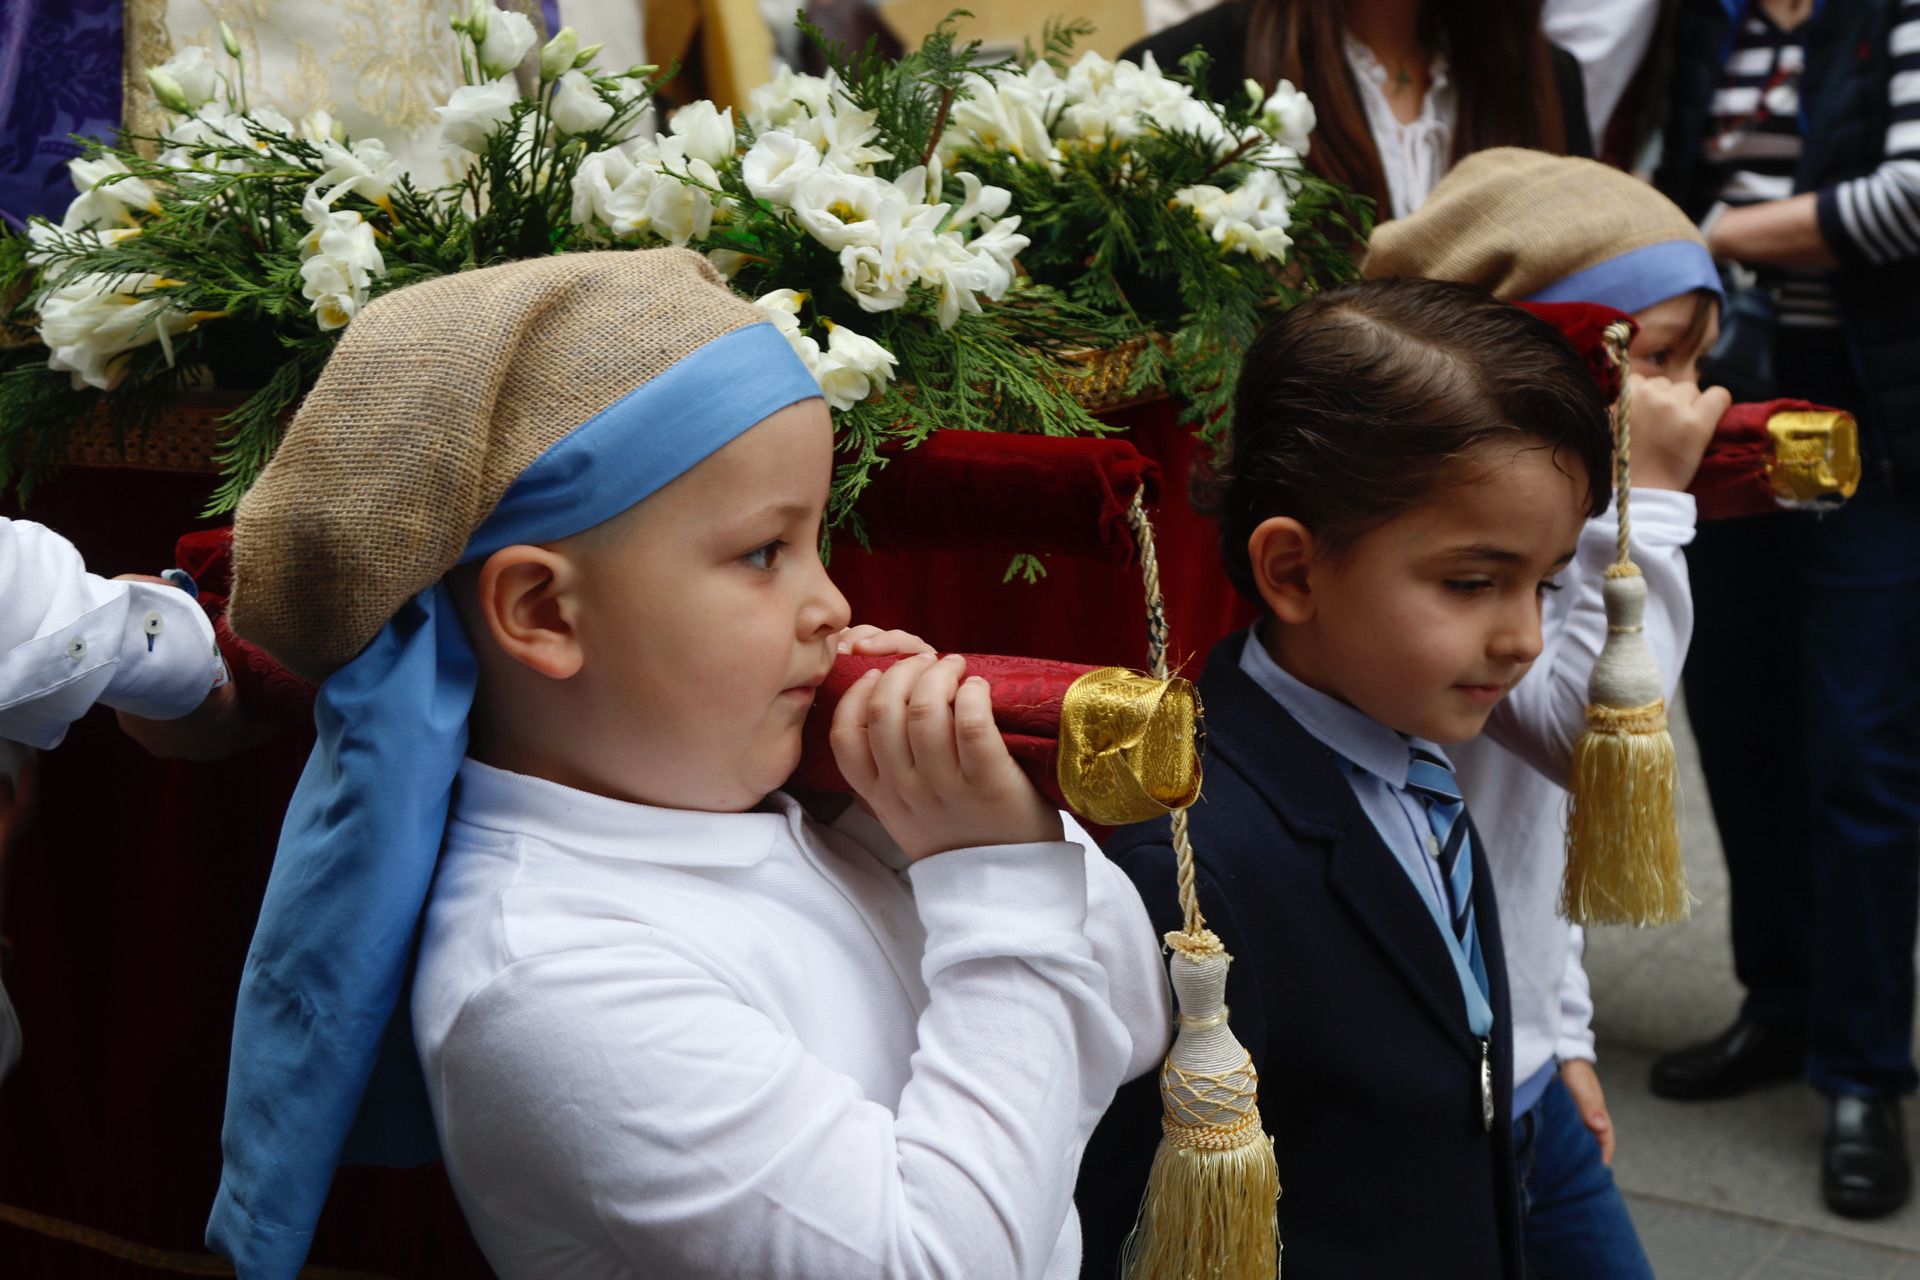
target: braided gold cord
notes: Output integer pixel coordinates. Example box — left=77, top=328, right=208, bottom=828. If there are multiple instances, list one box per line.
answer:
left=1127, top=490, right=1208, bottom=939
left=1603, top=320, right=1634, bottom=567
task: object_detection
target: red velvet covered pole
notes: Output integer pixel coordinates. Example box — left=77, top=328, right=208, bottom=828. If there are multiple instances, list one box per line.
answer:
left=788, top=651, right=1201, bottom=826
left=1517, top=301, right=1859, bottom=519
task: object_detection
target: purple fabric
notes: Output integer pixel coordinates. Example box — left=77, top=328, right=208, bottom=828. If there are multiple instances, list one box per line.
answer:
left=0, top=0, right=122, bottom=230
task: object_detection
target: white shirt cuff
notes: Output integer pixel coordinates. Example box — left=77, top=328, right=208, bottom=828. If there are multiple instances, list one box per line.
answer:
left=98, top=581, right=226, bottom=720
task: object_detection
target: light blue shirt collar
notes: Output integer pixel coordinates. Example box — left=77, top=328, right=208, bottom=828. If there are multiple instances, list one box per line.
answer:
left=1237, top=627, right=1449, bottom=786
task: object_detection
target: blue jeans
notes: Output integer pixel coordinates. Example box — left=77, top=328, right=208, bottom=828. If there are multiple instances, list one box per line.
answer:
left=1685, top=334, right=1920, bottom=1097
left=1512, top=1074, right=1654, bottom=1280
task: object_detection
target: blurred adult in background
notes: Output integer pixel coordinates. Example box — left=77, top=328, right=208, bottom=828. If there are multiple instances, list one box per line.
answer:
left=1541, top=0, right=1662, bottom=147
left=1648, top=0, right=1920, bottom=1222
left=1124, top=0, right=1591, bottom=221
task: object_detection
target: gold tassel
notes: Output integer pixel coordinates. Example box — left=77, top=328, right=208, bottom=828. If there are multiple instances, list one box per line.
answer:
left=1561, top=326, right=1689, bottom=926
left=1122, top=930, right=1281, bottom=1280
left=1122, top=491, right=1282, bottom=1278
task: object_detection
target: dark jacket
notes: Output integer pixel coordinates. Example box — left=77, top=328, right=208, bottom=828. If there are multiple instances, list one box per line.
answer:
left=1122, top=2, right=1594, bottom=164
left=1654, top=0, right=1920, bottom=484
left=1077, top=634, right=1521, bottom=1280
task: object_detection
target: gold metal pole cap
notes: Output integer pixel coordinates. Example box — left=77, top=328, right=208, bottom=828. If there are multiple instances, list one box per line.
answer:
left=1767, top=410, right=1861, bottom=508
left=1057, top=668, right=1203, bottom=826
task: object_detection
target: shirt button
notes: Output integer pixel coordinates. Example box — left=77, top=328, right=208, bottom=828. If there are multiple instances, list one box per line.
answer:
left=143, top=611, right=164, bottom=637
left=66, top=638, right=86, bottom=660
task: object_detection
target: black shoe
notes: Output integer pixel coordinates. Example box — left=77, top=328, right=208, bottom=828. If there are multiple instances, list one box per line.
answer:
left=1824, top=1094, right=1911, bottom=1219
left=1649, top=1019, right=1806, bottom=1100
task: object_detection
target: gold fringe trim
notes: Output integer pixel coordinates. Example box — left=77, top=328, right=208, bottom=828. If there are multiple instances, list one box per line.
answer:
left=1563, top=701, right=1690, bottom=926
left=1121, top=1135, right=1282, bottom=1280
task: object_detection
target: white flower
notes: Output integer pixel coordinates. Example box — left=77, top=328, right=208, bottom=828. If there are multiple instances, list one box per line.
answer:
left=38, top=273, right=200, bottom=390
left=1175, top=170, right=1294, bottom=262
left=925, top=215, right=1029, bottom=328
left=296, top=115, right=402, bottom=205
left=540, top=26, right=580, bottom=81
left=245, top=106, right=296, bottom=139
left=549, top=69, right=614, bottom=135
left=436, top=78, right=519, bottom=152
left=838, top=234, right=918, bottom=314
left=747, top=67, right=839, bottom=130
left=811, top=321, right=899, bottom=410
left=789, top=169, right=905, bottom=251
left=948, top=171, right=1011, bottom=227
left=791, top=102, right=892, bottom=171
left=753, top=289, right=821, bottom=369
left=476, top=6, right=537, bottom=78
left=573, top=139, right=717, bottom=244
left=944, top=70, right=1058, bottom=164
left=60, top=157, right=158, bottom=231
left=298, top=183, right=386, bottom=330
left=965, top=216, right=1028, bottom=293
left=152, top=45, right=221, bottom=111
left=570, top=146, right=636, bottom=227
left=1259, top=80, right=1316, bottom=156
left=741, top=131, right=819, bottom=205
left=645, top=154, right=719, bottom=244
left=669, top=100, right=735, bottom=167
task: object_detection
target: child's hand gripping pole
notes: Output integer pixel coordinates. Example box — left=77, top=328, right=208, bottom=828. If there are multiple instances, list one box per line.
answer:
left=1120, top=491, right=1281, bottom=1280
left=1562, top=322, right=1690, bottom=926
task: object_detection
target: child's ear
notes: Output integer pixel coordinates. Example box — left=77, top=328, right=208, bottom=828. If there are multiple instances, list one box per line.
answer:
left=1247, top=517, right=1317, bottom=624
left=474, top=545, right=585, bottom=679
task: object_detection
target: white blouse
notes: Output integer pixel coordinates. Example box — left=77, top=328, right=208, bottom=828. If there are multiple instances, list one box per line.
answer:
left=1342, top=33, right=1459, bottom=221
left=413, top=760, right=1172, bottom=1280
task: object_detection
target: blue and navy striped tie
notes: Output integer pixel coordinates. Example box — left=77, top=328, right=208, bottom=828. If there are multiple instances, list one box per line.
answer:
left=1405, top=748, right=1487, bottom=994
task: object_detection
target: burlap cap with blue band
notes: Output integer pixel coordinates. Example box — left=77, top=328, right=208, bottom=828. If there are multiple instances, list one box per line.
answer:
left=1362, top=147, right=1725, bottom=315
left=214, top=249, right=824, bottom=1279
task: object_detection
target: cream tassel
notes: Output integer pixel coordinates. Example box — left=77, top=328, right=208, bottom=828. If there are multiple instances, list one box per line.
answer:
left=1124, top=492, right=1282, bottom=1279
left=1562, top=323, right=1689, bottom=926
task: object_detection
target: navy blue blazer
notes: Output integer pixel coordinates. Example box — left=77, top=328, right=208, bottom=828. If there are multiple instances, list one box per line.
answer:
left=1077, top=633, right=1521, bottom=1279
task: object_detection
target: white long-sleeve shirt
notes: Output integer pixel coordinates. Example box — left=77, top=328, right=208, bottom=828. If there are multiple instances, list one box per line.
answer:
left=0, top=517, right=224, bottom=749
left=0, top=516, right=226, bottom=1082
left=1452, top=489, right=1697, bottom=1093
left=413, top=759, right=1172, bottom=1280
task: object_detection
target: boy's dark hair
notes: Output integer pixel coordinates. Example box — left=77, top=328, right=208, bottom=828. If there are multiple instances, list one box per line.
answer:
left=1194, top=277, right=1614, bottom=603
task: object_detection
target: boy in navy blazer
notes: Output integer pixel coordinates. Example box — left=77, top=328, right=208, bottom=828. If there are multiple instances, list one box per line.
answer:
left=1078, top=279, right=1618, bottom=1279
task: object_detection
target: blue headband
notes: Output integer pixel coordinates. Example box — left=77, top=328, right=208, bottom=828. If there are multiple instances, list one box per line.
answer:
left=208, top=321, right=822, bottom=1279
left=1522, top=239, right=1725, bottom=317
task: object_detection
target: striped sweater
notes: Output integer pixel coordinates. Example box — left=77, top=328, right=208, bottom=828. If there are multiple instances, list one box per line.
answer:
left=1706, top=0, right=1920, bottom=327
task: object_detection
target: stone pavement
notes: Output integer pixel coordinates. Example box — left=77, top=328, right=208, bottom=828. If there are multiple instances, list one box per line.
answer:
left=1581, top=697, right=1920, bottom=1276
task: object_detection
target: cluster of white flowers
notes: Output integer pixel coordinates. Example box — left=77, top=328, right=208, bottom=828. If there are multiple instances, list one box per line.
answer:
left=297, top=179, right=386, bottom=331
left=753, top=289, right=899, bottom=411
left=565, top=68, right=1030, bottom=411
left=25, top=37, right=238, bottom=389
left=1172, top=168, right=1296, bottom=263
left=570, top=102, right=731, bottom=245
left=46, top=13, right=1335, bottom=416
left=940, top=50, right=1316, bottom=266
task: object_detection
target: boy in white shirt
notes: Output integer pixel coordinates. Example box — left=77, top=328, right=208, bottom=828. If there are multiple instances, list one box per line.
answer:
left=206, top=249, right=1168, bottom=1280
